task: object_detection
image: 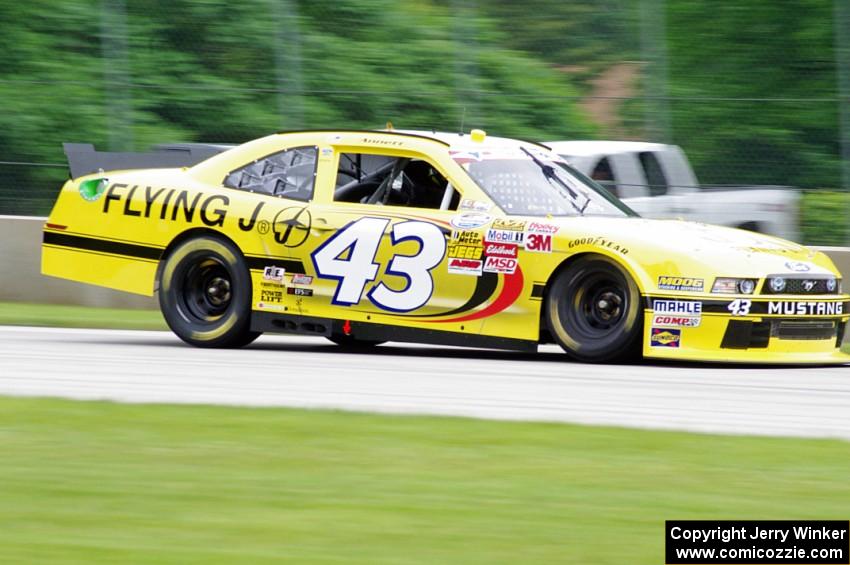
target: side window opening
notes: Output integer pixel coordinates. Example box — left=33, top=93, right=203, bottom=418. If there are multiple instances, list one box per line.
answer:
left=590, top=157, right=618, bottom=198
left=638, top=151, right=668, bottom=197
left=224, top=146, right=318, bottom=201
left=334, top=152, right=459, bottom=210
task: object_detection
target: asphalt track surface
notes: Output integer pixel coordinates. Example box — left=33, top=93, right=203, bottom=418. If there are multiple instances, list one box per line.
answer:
left=1, top=325, right=849, bottom=439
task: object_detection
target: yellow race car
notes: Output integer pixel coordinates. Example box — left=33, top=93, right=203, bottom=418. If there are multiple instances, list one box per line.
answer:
left=42, top=129, right=849, bottom=364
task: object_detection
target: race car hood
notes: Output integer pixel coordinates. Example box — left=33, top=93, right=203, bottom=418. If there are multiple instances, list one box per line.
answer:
left=552, top=216, right=837, bottom=278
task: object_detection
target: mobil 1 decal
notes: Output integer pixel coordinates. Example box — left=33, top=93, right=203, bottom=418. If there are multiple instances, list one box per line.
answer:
left=311, top=218, right=446, bottom=312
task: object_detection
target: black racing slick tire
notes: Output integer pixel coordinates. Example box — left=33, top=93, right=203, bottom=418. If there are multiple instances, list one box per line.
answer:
left=545, top=255, right=642, bottom=363
left=158, top=236, right=260, bottom=348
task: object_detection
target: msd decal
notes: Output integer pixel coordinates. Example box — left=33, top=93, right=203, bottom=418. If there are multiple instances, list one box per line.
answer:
left=447, top=258, right=483, bottom=276
left=483, top=256, right=518, bottom=274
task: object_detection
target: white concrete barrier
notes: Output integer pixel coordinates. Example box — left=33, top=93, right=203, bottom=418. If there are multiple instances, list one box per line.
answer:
left=1, top=215, right=849, bottom=312
left=0, top=216, right=155, bottom=309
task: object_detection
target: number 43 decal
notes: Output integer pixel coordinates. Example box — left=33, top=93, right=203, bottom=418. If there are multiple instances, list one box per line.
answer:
left=311, top=218, right=446, bottom=312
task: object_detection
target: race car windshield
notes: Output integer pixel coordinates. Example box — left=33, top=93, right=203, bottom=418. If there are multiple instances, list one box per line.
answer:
left=452, top=149, right=637, bottom=217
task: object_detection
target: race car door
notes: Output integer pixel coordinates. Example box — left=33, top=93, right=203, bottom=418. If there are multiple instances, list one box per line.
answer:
left=292, top=149, right=496, bottom=333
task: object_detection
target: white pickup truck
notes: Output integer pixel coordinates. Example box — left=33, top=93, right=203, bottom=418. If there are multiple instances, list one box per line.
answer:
left=546, top=140, right=800, bottom=242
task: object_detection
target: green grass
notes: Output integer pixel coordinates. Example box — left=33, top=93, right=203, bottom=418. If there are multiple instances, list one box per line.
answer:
left=0, top=397, right=848, bottom=564
left=0, top=301, right=166, bottom=331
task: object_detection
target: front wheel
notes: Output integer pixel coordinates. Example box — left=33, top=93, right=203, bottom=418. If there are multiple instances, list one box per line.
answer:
left=158, top=236, right=260, bottom=348
left=545, top=255, right=642, bottom=363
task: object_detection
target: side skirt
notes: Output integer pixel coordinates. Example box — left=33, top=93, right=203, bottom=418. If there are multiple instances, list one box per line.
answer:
left=250, top=311, right=538, bottom=352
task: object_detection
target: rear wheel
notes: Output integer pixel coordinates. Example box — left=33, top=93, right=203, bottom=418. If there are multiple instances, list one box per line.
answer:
left=158, top=236, right=260, bottom=348
left=545, top=255, right=642, bottom=363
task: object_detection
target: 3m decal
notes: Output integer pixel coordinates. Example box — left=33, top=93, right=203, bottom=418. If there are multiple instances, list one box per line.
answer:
left=650, top=328, right=681, bottom=347
left=484, top=243, right=517, bottom=258
left=263, top=266, right=285, bottom=283
left=483, top=256, right=517, bottom=274
left=311, top=218, right=446, bottom=312
left=525, top=233, right=552, bottom=253
left=568, top=236, right=629, bottom=255
left=657, top=276, right=705, bottom=292
left=447, top=258, right=483, bottom=276
left=291, top=274, right=313, bottom=285
left=450, top=212, right=491, bottom=229
left=768, top=301, right=844, bottom=316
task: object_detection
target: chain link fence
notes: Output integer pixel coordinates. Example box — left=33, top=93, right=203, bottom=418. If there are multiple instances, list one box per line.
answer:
left=1, top=0, right=847, bottom=244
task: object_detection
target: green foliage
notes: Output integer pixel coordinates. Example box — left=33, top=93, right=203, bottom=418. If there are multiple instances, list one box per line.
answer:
left=0, top=0, right=592, bottom=216
left=666, top=0, right=841, bottom=189
left=801, top=190, right=850, bottom=246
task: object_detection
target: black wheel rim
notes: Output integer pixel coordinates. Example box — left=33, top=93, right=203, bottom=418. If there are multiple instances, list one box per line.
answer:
left=562, top=270, right=629, bottom=339
left=178, top=256, right=233, bottom=324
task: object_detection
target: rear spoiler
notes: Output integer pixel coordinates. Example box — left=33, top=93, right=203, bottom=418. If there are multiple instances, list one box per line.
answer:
left=63, top=142, right=235, bottom=179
